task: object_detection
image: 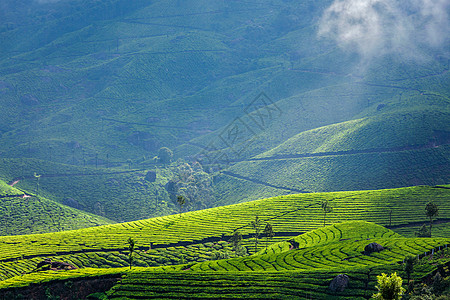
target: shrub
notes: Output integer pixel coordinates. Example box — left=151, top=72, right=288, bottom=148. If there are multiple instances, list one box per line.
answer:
left=372, top=272, right=405, bottom=300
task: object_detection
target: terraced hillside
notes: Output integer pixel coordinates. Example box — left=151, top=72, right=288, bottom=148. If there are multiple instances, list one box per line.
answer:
left=0, top=222, right=448, bottom=299
left=0, top=185, right=448, bottom=282
left=0, top=158, right=176, bottom=223
left=0, top=179, right=112, bottom=236
left=211, top=105, right=450, bottom=205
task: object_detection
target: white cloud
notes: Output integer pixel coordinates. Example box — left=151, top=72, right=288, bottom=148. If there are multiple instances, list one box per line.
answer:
left=35, top=0, right=63, bottom=4
left=318, top=0, right=449, bottom=61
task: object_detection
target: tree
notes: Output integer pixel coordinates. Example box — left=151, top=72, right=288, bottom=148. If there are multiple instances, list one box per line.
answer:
left=229, top=230, right=243, bottom=258
left=372, top=272, right=405, bottom=300
left=127, top=237, right=135, bottom=269
left=157, top=147, right=173, bottom=165
left=34, top=172, right=41, bottom=196
left=321, top=200, right=333, bottom=227
left=166, top=162, right=216, bottom=212
left=415, top=224, right=431, bottom=237
left=425, top=202, right=439, bottom=236
left=263, top=223, right=275, bottom=250
left=176, top=195, right=185, bottom=217
left=404, top=256, right=417, bottom=283
left=251, top=216, right=262, bottom=254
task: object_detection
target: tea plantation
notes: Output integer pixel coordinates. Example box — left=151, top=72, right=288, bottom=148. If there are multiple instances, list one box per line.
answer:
left=0, top=186, right=448, bottom=297
left=0, top=179, right=112, bottom=236
left=0, top=221, right=448, bottom=299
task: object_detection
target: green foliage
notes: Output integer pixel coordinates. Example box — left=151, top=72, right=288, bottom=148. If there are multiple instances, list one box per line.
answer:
left=215, top=107, right=450, bottom=205
left=372, top=273, right=406, bottom=300
left=0, top=158, right=175, bottom=224
left=168, top=162, right=215, bottom=211
left=263, top=223, right=275, bottom=250
left=127, top=237, right=135, bottom=270
left=157, top=147, right=173, bottom=165
left=425, top=202, right=439, bottom=236
left=321, top=200, right=333, bottom=227
left=251, top=216, right=263, bottom=254
left=0, top=222, right=448, bottom=299
left=0, top=185, right=448, bottom=281
left=404, top=256, right=417, bottom=282
left=415, top=224, right=431, bottom=238
left=176, top=195, right=185, bottom=216
left=0, top=179, right=112, bottom=236
left=229, top=230, right=243, bottom=258
left=0, top=0, right=447, bottom=213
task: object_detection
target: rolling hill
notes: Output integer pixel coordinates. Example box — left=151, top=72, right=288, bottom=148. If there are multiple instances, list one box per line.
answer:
left=0, top=178, right=113, bottom=236
left=0, top=220, right=448, bottom=299
left=0, top=185, right=448, bottom=281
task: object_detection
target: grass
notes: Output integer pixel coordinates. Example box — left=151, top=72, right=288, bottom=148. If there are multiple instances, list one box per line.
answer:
left=105, top=246, right=448, bottom=300
left=0, top=0, right=448, bottom=205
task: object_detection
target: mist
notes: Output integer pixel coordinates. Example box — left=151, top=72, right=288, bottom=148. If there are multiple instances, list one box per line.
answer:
left=36, top=0, right=63, bottom=3
left=318, top=0, right=450, bottom=62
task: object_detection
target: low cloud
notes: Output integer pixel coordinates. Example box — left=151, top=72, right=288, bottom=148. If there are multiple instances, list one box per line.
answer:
left=318, top=0, right=449, bottom=61
left=35, top=0, right=63, bottom=4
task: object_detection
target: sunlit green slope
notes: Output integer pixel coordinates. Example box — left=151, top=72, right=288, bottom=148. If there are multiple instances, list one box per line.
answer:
left=0, top=221, right=448, bottom=299
left=211, top=104, right=450, bottom=205
left=0, top=185, right=448, bottom=282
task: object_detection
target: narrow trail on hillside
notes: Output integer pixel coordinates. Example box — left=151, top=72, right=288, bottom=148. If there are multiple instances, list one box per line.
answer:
left=217, top=142, right=449, bottom=189
left=228, top=141, right=449, bottom=164
left=9, top=180, right=20, bottom=187
left=8, top=169, right=147, bottom=184
left=221, top=171, right=309, bottom=193
left=386, top=218, right=450, bottom=230
left=0, top=194, right=30, bottom=199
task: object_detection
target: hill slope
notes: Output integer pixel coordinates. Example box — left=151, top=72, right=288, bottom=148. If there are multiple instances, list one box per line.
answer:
left=211, top=106, right=450, bottom=205
left=0, top=185, right=448, bottom=281
left=0, top=221, right=448, bottom=299
left=0, top=179, right=113, bottom=236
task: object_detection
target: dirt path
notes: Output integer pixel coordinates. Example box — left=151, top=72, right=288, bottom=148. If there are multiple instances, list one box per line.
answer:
left=386, top=218, right=450, bottom=229
left=9, top=180, right=20, bottom=187
left=222, top=171, right=309, bottom=193
left=230, top=141, right=449, bottom=164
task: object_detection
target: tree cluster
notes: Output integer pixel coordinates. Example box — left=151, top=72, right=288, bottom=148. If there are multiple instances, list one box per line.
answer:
left=166, top=161, right=215, bottom=212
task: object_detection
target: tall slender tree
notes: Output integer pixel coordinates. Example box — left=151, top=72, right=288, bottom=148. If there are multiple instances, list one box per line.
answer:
left=177, top=195, right=186, bottom=217
left=229, top=230, right=243, bottom=258
left=425, top=202, right=439, bottom=236
left=321, top=200, right=333, bottom=227
left=127, top=237, right=135, bottom=269
left=263, top=223, right=275, bottom=250
left=404, top=256, right=416, bottom=283
left=251, top=216, right=262, bottom=254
